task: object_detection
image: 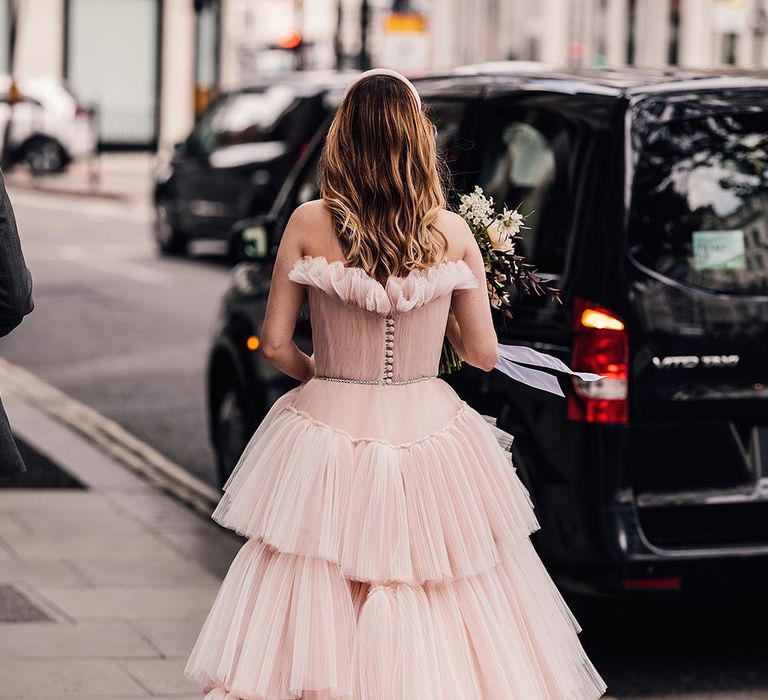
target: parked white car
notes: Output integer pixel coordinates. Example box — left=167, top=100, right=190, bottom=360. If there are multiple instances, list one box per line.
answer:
left=0, top=75, right=98, bottom=174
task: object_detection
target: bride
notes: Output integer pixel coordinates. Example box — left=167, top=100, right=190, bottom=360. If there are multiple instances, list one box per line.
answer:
left=185, top=67, right=607, bottom=700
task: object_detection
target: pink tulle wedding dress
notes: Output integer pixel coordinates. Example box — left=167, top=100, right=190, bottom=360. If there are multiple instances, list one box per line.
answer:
left=185, top=254, right=608, bottom=700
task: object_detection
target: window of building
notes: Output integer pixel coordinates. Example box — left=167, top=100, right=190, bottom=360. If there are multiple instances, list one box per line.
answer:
left=526, top=36, right=540, bottom=61
left=65, top=0, right=160, bottom=149
left=0, top=1, right=9, bottom=73
left=626, top=0, right=637, bottom=65
left=722, top=33, right=739, bottom=64
left=594, top=0, right=609, bottom=67
left=668, top=0, right=681, bottom=65
left=194, top=1, right=220, bottom=115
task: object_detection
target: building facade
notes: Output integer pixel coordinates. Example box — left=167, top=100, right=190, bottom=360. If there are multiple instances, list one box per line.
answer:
left=2, top=0, right=765, bottom=152
left=429, top=0, right=768, bottom=70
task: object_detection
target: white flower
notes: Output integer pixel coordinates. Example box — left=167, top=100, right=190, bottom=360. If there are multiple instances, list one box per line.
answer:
left=489, top=288, right=502, bottom=308
left=486, top=205, right=524, bottom=253
left=486, top=220, right=516, bottom=253
left=458, top=186, right=495, bottom=230
left=499, top=206, right=524, bottom=234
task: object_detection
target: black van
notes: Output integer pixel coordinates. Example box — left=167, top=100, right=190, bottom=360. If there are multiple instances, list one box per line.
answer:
left=207, top=65, right=768, bottom=596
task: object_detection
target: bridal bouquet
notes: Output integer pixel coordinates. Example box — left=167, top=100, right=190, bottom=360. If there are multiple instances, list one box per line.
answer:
left=440, top=187, right=562, bottom=375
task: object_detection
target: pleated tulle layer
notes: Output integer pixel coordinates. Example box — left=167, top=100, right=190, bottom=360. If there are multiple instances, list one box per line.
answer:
left=184, top=537, right=607, bottom=700
left=211, top=387, right=540, bottom=585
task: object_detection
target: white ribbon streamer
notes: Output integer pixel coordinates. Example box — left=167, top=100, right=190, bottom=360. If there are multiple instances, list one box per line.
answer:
left=493, top=343, right=604, bottom=397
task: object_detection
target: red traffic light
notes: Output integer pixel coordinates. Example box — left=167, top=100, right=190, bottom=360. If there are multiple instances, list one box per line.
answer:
left=279, top=30, right=302, bottom=49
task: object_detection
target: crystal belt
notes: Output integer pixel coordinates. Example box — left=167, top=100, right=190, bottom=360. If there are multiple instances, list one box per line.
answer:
left=314, top=374, right=437, bottom=386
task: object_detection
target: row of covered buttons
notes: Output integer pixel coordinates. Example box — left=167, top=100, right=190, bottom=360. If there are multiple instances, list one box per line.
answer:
left=384, top=316, right=395, bottom=383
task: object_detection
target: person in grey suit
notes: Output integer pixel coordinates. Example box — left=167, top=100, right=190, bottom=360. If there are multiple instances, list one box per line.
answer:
left=0, top=170, right=33, bottom=477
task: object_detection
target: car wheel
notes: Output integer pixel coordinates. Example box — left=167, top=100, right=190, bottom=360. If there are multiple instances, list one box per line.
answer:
left=154, top=200, right=188, bottom=255
left=24, top=138, right=65, bottom=175
left=214, top=384, right=252, bottom=484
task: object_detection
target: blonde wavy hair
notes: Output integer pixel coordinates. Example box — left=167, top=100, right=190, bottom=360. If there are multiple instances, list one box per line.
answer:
left=319, top=74, right=449, bottom=284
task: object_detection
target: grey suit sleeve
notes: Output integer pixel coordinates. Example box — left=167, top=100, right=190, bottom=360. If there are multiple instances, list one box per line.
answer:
left=0, top=170, right=32, bottom=337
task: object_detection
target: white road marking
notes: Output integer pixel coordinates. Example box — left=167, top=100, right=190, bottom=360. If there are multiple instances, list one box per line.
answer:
left=23, top=241, right=172, bottom=286
left=0, top=356, right=221, bottom=514
left=85, top=258, right=171, bottom=286
left=7, top=187, right=152, bottom=223
left=25, top=242, right=153, bottom=261
left=56, top=244, right=90, bottom=261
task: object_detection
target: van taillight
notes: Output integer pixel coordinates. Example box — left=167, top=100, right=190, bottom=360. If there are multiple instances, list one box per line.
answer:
left=567, top=297, right=628, bottom=423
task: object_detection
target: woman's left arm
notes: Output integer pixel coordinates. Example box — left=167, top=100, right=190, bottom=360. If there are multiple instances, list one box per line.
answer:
left=259, top=205, right=315, bottom=382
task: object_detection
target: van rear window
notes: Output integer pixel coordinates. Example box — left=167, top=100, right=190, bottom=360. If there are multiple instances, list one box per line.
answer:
left=630, top=112, right=768, bottom=295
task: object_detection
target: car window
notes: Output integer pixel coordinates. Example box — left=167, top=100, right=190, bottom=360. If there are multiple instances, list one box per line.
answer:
left=630, top=111, right=768, bottom=295
left=214, top=87, right=297, bottom=145
left=192, top=96, right=232, bottom=153
left=425, top=99, right=473, bottom=166
left=193, top=85, right=301, bottom=153
left=478, top=106, right=571, bottom=275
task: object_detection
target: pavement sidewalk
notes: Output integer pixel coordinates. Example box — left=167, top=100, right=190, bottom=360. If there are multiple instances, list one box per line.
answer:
left=0, top=388, right=241, bottom=699
left=4, top=152, right=155, bottom=205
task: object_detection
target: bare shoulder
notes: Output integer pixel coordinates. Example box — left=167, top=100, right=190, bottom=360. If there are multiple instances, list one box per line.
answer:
left=434, top=208, right=474, bottom=261
left=282, top=199, right=335, bottom=253
left=288, top=198, right=331, bottom=225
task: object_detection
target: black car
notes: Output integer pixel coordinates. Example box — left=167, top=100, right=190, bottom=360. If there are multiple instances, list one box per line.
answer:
left=152, top=70, right=357, bottom=255
left=207, top=65, right=768, bottom=597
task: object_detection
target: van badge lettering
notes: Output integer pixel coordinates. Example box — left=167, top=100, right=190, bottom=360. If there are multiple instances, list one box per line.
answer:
left=652, top=355, right=740, bottom=369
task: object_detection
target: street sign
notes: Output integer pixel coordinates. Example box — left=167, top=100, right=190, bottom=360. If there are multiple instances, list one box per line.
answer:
left=379, top=11, right=429, bottom=73
left=713, top=0, right=748, bottom=32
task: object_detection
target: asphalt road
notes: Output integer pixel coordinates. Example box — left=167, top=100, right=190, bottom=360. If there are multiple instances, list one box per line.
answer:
left=575, top=593, right=768, bottom=699
left=1, top=189, right=766, bottom=699
left=0, top=189, right=230, bottom=485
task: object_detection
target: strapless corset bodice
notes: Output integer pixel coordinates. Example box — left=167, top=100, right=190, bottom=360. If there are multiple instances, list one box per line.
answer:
left=288, top=255, right=479, bottom=383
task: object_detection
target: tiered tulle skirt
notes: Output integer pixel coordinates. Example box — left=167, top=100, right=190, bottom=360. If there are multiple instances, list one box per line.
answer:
left=185, top=379, right=607, bottom=700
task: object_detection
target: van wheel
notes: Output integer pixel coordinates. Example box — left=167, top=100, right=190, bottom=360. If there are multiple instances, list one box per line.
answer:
left=154, top=200, right=188, bottom=255
left=214, top=385, right=252, bottom=485
left=24, top=138, right=66, bottom=175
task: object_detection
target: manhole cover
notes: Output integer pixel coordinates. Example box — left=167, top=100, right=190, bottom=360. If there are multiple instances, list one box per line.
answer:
left=0, top=585, right=52, bottom=623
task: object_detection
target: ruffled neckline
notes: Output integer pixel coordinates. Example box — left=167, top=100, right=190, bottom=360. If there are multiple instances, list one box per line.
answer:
left=288, top=254, right=479, bottom=315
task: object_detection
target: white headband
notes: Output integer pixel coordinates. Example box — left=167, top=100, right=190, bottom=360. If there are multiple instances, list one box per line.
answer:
left=342, top=68, right=421, bottom=109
